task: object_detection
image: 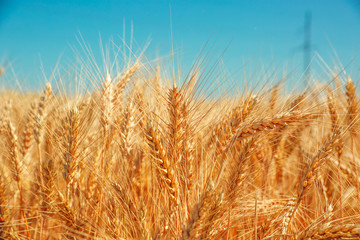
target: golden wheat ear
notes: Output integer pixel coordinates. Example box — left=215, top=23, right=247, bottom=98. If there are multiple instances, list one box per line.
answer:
left=20, top=103, right=36, bottom=158
left=6, top=120, right=30, bottom=239
left=62, top=107, right=80, bottom=200
left=297, top=223, right=360, bottom=240
left=145, top=120, right=179, bottom=205
left=283, top=129, right=342, bottom=234
left=33, top=83, right=53, bottom=145
left=345, top=77, right=358, bottom=135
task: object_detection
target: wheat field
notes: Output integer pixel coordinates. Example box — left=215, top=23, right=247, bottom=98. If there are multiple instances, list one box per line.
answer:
left=0, top=57, right=360, bottom=240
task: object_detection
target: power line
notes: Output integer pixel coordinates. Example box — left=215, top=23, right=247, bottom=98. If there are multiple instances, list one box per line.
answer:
left=304, top=11, right=312, bottom=87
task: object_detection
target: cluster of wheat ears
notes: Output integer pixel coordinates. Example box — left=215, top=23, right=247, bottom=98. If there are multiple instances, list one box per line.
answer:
left=0, top=56, right=360, bottom=240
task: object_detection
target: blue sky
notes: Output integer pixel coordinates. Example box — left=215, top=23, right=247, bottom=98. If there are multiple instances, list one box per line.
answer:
left=1, top=0, right=360, bottom=90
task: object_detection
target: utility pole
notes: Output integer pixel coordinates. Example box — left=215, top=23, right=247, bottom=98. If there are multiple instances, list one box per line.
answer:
left=304, top=11, right=312, bottom=87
